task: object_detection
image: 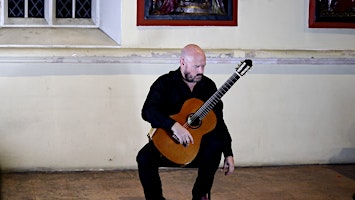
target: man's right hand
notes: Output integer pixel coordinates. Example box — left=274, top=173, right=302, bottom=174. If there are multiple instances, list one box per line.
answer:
left=171, top=122, right=194, bottom=145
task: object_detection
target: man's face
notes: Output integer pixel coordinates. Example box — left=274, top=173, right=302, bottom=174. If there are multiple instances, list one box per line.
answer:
left=181, top=54, right=206, bottom=83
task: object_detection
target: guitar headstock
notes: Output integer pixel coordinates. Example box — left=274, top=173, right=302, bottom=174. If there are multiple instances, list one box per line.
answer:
left=236, top=59, right=253, bottom=76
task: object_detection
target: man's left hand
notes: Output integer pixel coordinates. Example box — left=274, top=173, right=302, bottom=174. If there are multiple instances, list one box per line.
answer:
left=221, top=156, right=235, bottom=176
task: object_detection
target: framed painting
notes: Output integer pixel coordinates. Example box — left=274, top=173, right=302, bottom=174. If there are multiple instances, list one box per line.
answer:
left=309, top=0, right=355, bottom=28
left=137, top=0, right=238, bottom=26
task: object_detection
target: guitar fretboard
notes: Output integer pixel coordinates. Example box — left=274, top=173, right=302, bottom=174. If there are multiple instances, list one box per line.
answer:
left=193, top=72, right=241, bottom=121
left=188, top=59, right=252, bottom=124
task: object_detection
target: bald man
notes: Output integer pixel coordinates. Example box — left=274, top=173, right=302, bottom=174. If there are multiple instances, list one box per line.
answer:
left=137, top=44, right=235, bottom=200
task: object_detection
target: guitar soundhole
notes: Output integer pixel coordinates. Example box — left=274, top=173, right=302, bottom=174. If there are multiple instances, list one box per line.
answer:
left=187, top=113, right=201, bottom=129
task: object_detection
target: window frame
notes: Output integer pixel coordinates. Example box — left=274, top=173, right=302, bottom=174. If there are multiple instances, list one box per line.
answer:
left=1, top=0, right=99, bottom=27
left=0, top=0, right=121, bottom=45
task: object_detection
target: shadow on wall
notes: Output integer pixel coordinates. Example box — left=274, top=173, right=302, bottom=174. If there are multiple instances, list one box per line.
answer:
left=329, top=121, right=355, bottom=165
left=0, top=146, right=2, bottom=192
left=327, top=148, right=355, bottom=185
left=0, top=148, right=6, bottom=199
left=329, top=148, right=355, bottom=164
left=0, top=163, right=2, bottom=200
left=327, top=163, right=355, bottom=181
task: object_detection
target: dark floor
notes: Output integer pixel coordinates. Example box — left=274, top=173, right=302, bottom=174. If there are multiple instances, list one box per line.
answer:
left=1, top=165, right=355, bottom=200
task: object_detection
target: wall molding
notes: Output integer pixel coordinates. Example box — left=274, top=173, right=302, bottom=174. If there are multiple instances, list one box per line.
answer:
left=0, top=49, right=354, bottom=65
left=0, top=49, right=354, bottom=76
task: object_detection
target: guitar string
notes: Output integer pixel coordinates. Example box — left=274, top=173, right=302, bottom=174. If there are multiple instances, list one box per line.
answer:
left=189, top=73, right=240, bottom=124
left=195, top=76, right=236, bottom=119
left=200, top=74, right=239, bottom=117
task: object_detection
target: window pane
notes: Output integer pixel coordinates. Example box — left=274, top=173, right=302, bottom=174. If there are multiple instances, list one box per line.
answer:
left=8, top=0, right=25, bottom=17
left=76, top=0, right=91, bottom=18
left=29, top=0, right=45, bottom=18
left=56, top=0, right=73, bottom=18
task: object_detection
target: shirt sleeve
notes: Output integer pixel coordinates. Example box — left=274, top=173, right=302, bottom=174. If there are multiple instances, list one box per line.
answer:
left=219, top=119, right=234, bottom=158
left=141, top=76, right=176, bottom=131
left=214, top=101, right=234, bottom=158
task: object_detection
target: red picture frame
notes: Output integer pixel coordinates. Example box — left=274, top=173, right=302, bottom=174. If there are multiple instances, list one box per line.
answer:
left=309, top=0, right=355, bottom=28
left=137, top=0, right=238, bottom=26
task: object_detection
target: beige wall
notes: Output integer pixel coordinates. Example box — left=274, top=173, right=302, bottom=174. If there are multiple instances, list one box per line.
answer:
left=122, top=0, right=355, bottom=50
left=0, top=0, right=355, bottom=171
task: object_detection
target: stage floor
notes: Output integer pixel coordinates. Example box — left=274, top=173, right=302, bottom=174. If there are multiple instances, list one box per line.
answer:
left=1, top=164, right=354, bottom=200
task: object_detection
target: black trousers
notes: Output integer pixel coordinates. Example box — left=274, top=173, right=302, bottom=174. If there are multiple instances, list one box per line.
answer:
left=136, top=133, right=224, bottom=200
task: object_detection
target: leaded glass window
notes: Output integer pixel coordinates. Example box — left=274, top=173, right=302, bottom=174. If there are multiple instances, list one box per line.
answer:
left=8, top=0, right=25, bottom=17
left=76, top=0, right=91, bottom=18
left=56, top=0, right=73, bottom=18
left=56, top=0, right=91, bottom=18
left=8, top=0, right=44, bottom=18
left=2, top=0, right=102, bottom=28
left=29, top=0, right=45, bottom=18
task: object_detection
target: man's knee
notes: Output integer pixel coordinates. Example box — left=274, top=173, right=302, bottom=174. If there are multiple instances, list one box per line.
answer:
left=136, top=147, right=147, bottom=166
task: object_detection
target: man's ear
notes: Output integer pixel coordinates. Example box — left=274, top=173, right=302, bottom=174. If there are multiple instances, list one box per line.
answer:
left=180, top=58, right=185, bottom=67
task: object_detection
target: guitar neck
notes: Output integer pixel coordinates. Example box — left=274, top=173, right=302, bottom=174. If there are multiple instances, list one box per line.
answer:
left=188, top=59, right=252, bottom=124
left=195, top=72, right=241, bottom=119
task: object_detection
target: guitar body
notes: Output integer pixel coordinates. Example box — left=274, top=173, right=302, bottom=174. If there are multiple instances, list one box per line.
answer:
left=151, top=98, right=217, bottom=165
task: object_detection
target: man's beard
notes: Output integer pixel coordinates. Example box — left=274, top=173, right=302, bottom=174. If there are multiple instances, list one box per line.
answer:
left=184, top=73, right=203, bottom=83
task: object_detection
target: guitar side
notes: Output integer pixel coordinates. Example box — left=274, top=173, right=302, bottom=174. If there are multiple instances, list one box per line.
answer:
left=151, top=98, right=217, bottom=165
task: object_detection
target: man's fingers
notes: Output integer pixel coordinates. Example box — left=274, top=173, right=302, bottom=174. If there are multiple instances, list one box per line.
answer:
left=181, top=134, right=194, bottom=144
left=225, top=165, right=234, bottom=175
left=172, top=124, right=194, bottom=145
left=188, top=135, right=194, bottom=144
left=221, top=157, right=235, bottom=176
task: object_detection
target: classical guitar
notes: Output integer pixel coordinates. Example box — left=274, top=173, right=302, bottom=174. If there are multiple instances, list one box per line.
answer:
left=148, top=59, right=253, bottom=165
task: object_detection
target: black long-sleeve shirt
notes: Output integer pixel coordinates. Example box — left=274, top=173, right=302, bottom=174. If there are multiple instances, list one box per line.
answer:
left=141, top=68, right=233, bottom=157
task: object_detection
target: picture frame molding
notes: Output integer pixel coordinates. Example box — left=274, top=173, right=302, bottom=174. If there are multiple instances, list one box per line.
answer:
left=137, top=0, right=238, bottom=26
left=309, top=0, right=355, bottom=28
